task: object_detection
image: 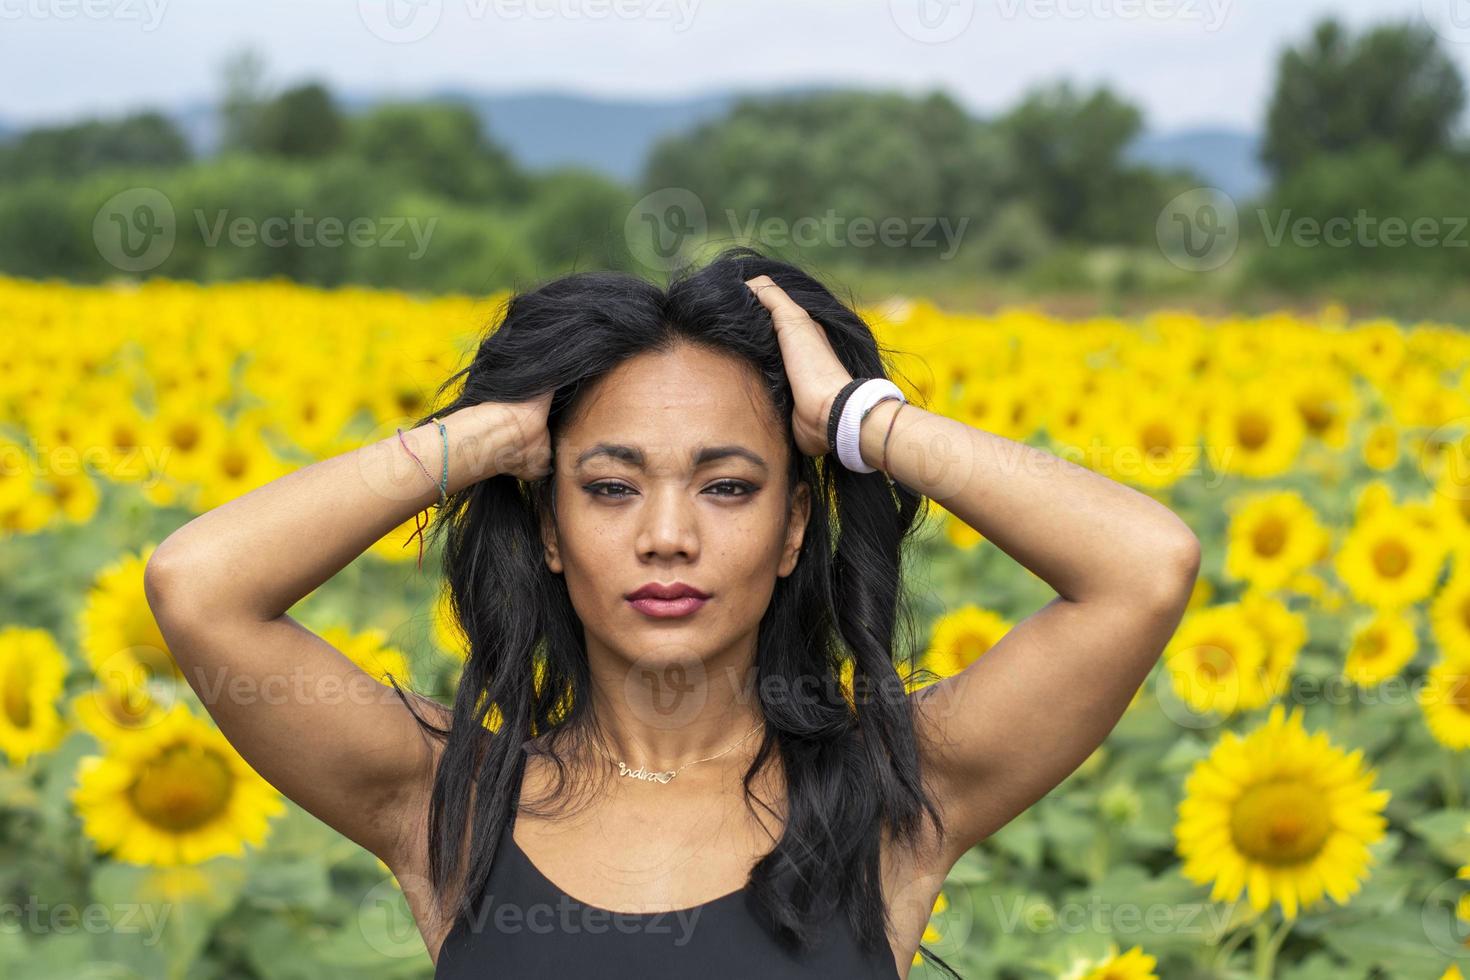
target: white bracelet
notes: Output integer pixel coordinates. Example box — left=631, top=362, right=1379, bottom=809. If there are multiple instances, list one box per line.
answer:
left=835, top=379, right=906, bottom=473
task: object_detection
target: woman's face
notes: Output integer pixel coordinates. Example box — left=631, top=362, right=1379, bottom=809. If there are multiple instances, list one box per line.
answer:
left=540, top=342, right=811, bottom=674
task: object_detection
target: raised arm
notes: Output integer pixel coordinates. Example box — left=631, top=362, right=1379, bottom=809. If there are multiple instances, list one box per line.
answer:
left=143, top=399, right=546, bottom=868
left=864, top=396, right=1200, bottom=868
left=744, top=274, right=1201, bottom=874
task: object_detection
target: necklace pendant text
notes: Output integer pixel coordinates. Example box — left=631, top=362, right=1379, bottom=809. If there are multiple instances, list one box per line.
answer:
left=617, top=762, right=676, bottom=784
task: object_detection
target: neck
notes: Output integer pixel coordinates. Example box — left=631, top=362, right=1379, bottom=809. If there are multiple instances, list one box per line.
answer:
left=584, top=654, right=765, bottom=774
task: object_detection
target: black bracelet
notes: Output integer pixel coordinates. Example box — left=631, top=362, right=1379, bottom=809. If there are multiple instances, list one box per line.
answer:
left=826, top=378, right=869, bottom=455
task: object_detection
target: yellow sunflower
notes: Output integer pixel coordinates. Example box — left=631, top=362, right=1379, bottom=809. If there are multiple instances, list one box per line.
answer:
left=36, top=465, right=100, bottom=527
left=1353, top=480, right=1396, bottom=522
left=141, top=395, right=230, bottom=505
left=1361, top=421, right=1400, bottom=472
left=369, top=508, right=438, bottom=565
left=1058, top=942, right=1159, bottom=980
left=0, top=626, right=70, bottom=765
left=1103, top=389, right=1202, bottom=491
left=1343, top=610, right=1418, bottom=687
left=317, top=625, right=413, bottom=688
left=1224, top=491, right=1329, bottom=592
left=1185, top=576, right=1215, bottom=611
left=1234, top=590, right=1305, bottom=711
left=80, top=544, right=183, bottom=683
left=70, top=666, right=169, bottom=743
left=192, top=413, right=292, bottom=513
left=1333, top=504, right=1448, bottom=610
left=432, top=586, right=469, bottom=660
left=1429, top=465, right=1470, bottom=557
left=1432, top=563, right=1470, bottom=662
left=71, top=703, right=286, bottom=865
left=0, top=436, right=39, bottom=513
left=921, top=605, right=1014, bottom=680
left=1175, top=704, right=1390, bottom=920
left=1285, top=367, right=1358, bottom=450
left=1161, top=603, right=1270, bottom=717
left=1205, top=383, right=1306, bottom=480
left=944, top=509, right=983, bottom=550
left=1419, top=656, right=1470, bottom=751
left=911, top=892, right=950, bottom=968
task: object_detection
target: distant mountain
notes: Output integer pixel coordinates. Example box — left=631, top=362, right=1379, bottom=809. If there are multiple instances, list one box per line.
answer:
left=160, top=85, right=842, bottom=184
left=431, top=89, right=742, bottom=182
left=1126, top=126, right=1267, bottom=202
left=2, top=90, right=1264, bottom=201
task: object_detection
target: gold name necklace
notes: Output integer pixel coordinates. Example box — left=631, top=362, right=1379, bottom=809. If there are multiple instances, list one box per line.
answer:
left=601, top=719, right=765, bottom=785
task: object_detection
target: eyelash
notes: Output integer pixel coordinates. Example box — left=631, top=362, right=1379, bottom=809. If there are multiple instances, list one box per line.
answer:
left=584, top=480, right=757, bottom=500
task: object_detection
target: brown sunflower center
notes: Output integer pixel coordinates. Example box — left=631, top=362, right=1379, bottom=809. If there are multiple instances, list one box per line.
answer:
left=957, top=636, right=991, bottom=663
left=1299, top=397, right=1333, bottom=434
left=221, top=448, right=248, bottom=480
left=1252, top=517, right=1287, bottom=558
left=1231, top=779, right=1331, bottom=865
left=1452, top=675, right=1470, bottom=717
left=128, top=743, right=233, bottom=832
left=1141, top=423, right=1173, bottom=459
left=3, top=659, right=32, bottom=728
left=1371, top=540, right=1410, bottom=578
left=170, top=421, right=201, bottom=453
left=1352, top=629, right=1386, bottom=661
left=1236, top=412, right=1270, bottom=450
left=1194, top=642, right=1236, bottom=682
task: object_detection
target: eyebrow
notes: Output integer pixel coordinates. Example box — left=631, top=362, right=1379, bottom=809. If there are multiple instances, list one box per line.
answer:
left=573, top=443, right=769, bottom=472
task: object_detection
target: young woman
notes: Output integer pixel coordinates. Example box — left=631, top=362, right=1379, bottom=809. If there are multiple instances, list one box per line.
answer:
left=144, top=246, right=1200, bottom=979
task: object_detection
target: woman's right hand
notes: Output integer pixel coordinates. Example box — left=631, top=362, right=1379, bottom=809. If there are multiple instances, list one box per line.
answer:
left=486, top=391, right=555, bottom=482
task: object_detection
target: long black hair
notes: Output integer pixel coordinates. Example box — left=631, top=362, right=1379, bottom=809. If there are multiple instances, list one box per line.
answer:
left=394, top=244, right=963, bottom=977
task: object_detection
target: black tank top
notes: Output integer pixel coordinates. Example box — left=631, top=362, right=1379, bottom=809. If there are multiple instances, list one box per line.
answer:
left=433, top=794, right=902, bottom=979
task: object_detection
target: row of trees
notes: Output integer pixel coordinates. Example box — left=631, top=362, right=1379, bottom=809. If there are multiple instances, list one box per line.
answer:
left=0, top=16, right=1465, bottom=294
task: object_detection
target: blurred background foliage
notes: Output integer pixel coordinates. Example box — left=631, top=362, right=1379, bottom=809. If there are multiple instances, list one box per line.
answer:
left=4, top=15, right=1470, bottom=319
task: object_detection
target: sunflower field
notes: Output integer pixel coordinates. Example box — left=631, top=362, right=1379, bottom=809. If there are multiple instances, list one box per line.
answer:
left=3, top=273, right=1470, bottom=979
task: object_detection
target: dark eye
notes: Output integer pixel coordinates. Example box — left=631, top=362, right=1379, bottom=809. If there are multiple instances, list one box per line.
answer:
left=706, top=480, right=756, bottom=497
left=585, top=482, right=635, bottom=498
left=583, top=480, right=756, bottom=499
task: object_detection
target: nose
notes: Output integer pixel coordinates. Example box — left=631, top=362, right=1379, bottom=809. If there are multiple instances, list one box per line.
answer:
left=635, top=484, right=700, bottom=562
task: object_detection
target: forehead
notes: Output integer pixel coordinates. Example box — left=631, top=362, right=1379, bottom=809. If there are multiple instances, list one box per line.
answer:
left=558, top=345, right=784, bottom=466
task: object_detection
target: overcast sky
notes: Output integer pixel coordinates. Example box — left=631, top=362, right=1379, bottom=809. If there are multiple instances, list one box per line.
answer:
left=3, top=0, right=1457, bottom=131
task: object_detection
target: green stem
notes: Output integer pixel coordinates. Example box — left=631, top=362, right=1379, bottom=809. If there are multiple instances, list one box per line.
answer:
left=1212, top=916, right=1253, bottom=968
left=1442, top=752, right=1464, bottom=809
left=1253, top=915, right=1295, bottom=980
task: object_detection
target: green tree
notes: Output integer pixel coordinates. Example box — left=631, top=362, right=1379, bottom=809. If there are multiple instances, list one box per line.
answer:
left=642, top=89, right=1015, bottom=267
left=254, top=82, right=345, bottom=159
left=1262, top=17, right=1466, bottom=182
left=347, top=102, right=526, bottom=205
left=995, top=79, right=1167, bottom=244
left=0, top=112, right=190, bottom=181
left=218, top=47, right=270, bottom=154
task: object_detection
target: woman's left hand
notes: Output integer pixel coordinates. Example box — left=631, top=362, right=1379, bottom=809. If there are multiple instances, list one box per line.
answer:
left=746, top=275, right=854, bottom=458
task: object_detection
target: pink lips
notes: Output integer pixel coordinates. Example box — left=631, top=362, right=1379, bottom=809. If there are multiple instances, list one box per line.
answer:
left=625, top=582, right=711, bottom=619
left=628, top=595, right=708, bottom=618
